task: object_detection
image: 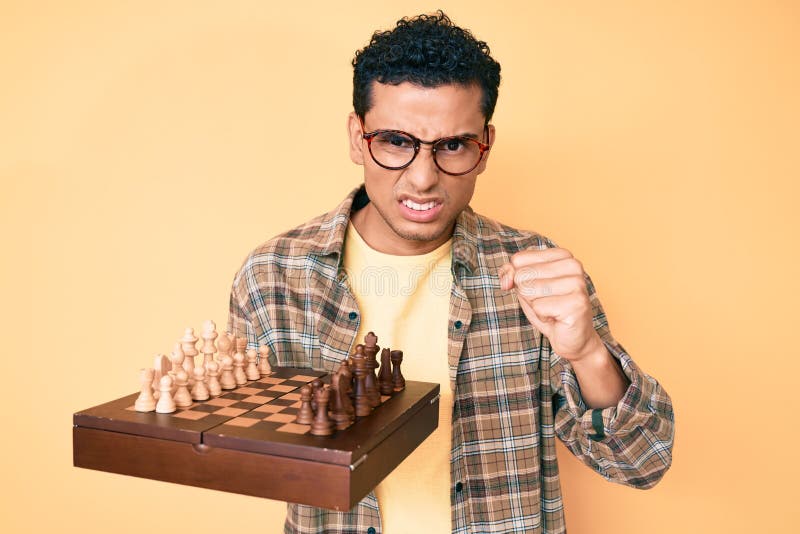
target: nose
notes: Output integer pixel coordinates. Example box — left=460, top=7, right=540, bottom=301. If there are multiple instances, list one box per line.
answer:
left=404, top=144, right=440, bottom=191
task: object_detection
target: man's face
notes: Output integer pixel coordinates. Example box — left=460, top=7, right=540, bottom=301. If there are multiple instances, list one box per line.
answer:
left=347, top=81, right=494, bottom=255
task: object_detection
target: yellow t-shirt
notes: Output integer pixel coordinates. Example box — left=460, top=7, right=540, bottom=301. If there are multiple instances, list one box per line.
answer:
left=342, top=222, right=453, bottom=534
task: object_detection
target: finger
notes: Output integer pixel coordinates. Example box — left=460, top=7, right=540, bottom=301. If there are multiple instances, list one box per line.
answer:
left=498, top=263, right=515, bottom=291
left=527, top=294, right=589, bottom=327
left=514, top=275, right=585, bottom=300
left=511, top=257, right=584, bottom=283
left=510, top=247, right=573, bottom=268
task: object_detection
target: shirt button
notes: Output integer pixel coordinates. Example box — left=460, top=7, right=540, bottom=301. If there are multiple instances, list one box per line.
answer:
left=367, top=528, right=376, bottom=534
left=455, top=481, right=464, bottom=492
left=454, top=320, right=463, bottom=330
left=349, top=311, right=358, bottom=320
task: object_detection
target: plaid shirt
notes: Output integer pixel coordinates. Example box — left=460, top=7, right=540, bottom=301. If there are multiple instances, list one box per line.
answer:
left=227, top=185, right=674, bottom=534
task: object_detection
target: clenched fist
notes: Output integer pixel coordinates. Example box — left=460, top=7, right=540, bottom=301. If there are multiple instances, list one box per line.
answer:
left=499, top=247, right=604, bottom=363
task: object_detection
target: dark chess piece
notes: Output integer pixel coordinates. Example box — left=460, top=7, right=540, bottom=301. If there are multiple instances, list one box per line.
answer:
left=310, top=378, right=323, bottom=412
left=363, top=341, right=381, bottom=408
left=330, top=373, right=353, bottom=430
left=352, top=353, right=372, bottom=417
left=379, top=348, right=393, bottom=395
left=391, top=350, right=405, bottom=392
left=295, top=384, right=314, bottom=425
left=310, top=386, right=334, bottom=436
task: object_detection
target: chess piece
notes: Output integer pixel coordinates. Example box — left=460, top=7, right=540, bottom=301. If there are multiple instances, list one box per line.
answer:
left=295, top=384, right=315, bottom=425
left=219, top=353, right=236, bottom=390
left=391, top=350, right=405, bottom=392
left=233, top=350, right=247, bottom=386
left=216, top=331, right=232, bottom=367
left=310, top=379, right=323, bottom=412
left=352, top=352, right=372, bottom=417
left=258, top=345, right=272, bottom=376
left=180, top=328, right=199, bottom=386
left=309, top=386, right=334, bottom=436
left=245, top=348, right=260, bottom=381
left=205, top=360, right=222, bottom=397
left=330, top=373, right=352, bottom=430
left=363, top=334, right=381, bottom=408
left=200, top=320, right=219, bottom=367
left=191, top=367, right=210, bottom=401
left=152, top=353, right=171, bottom=400
left=378, top=348, right=393, bottom=395
left=134, top=368, right=156, bottom=412
left=233, top=337, right=248, bottom=383
left=168, top=343, right=185, bottom=394
left=155, top=375, right=176, bottom=413
left=173, top=369, right=193, bottom=408
left=336, top=360, right=355, bottom=416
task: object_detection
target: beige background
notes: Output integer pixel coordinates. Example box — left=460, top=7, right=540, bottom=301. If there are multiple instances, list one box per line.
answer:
left=2, top=1, right=798, bottom=532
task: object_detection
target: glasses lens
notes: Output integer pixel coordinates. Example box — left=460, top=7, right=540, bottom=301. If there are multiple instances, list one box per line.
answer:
left=369, top=131, right=416, bottom=169
left=434, top=137, right=482, bottom=175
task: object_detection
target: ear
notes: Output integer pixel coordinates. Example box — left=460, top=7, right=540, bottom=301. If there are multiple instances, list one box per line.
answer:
left=475, top=124, right=496, bottom=175
left=347, top=112, right=365, bottom=165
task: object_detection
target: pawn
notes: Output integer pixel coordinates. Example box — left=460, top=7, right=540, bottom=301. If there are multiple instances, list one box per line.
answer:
left=169, top=343, right=185, bottom=381
left=233, top=350, right=247, bottom=386
left=134, top=368, right=156, bottom=412
left=191, top=367, right=210, bottom=401
left=310, top=378, right=324, bottom=412
left=295, top=384, right=315, bottom=425
left=173, top=369, right=193, bottom=408
left=205, top=360, right=222, bottom=397
left=155, top=375, right=176, bottom=413
left=258, top=345, right=272, bottom=376
left=310, top=386, right=334, bottom=436
left=245, top=348, right=260, bottom=381
left=219, top=354, right=236, bottom=390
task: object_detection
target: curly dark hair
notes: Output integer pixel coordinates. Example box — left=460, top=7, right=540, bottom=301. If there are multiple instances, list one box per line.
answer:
left=352, top=11, right=501, bottom=122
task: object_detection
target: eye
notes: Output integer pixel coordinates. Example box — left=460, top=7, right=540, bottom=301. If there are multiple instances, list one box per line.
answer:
left=438, top=138, right=467, bottom=152
left=375, top=132, right=414, bottom=149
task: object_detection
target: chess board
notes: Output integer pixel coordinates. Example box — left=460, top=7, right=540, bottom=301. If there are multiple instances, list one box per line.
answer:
left=73, top=367, right=440, bottom=510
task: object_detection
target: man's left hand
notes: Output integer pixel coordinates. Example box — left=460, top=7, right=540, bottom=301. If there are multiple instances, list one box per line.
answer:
left=499, top=247, right=605, bottom=363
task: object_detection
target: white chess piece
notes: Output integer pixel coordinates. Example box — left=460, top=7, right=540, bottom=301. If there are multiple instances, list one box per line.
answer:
left=201, top=320, right=218, bottom=367
left=233, top=350, right=247, bottom=386
left=180, top=328, right=199, bottom=387
left=258, top=345, right=272, bottom=377
left=245, top=348, right=260, bottom=381
left=220, top=353, right=236, bottom=390
left=173, top=369, right=193, bottom=408
left=135, top=368, right=156, bottom=412
left=205, top=360, right=222, bottom=397
left=152, top=354, right=171, bottom=400
left=155, top=375, right=176, bottom=413
left=169, top=343, right=185, bottom=394
left=191, top=367, right=210, bottom=401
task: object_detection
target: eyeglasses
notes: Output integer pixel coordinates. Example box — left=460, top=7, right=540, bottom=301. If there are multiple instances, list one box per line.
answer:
left=361, top=122, right=491, bottom=176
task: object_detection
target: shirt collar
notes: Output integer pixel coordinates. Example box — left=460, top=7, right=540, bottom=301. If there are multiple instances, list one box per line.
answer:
left=312, top=184, right=479, bottom=275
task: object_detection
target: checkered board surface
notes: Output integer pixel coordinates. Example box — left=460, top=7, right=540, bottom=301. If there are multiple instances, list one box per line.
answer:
left=125, top=368, right=327, bottom=435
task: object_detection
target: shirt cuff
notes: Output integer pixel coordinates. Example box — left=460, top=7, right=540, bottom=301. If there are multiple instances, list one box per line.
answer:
left=576, top=339, right=655, bottom=441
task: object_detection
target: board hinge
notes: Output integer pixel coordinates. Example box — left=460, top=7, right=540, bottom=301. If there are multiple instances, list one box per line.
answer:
left=350, top=454, right=368, bottom=471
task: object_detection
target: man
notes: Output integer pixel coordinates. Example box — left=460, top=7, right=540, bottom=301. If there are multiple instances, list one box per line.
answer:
left=228, top=11, right=674, bottom=534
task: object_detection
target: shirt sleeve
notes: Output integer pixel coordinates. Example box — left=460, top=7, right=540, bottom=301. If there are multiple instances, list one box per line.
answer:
left=548, top=273, right=675, bottom=489
left=226, top=266, right=260, bottom=352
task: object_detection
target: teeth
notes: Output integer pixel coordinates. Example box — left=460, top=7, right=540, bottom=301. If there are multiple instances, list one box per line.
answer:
left=403, top=199, right=437, bottom=211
